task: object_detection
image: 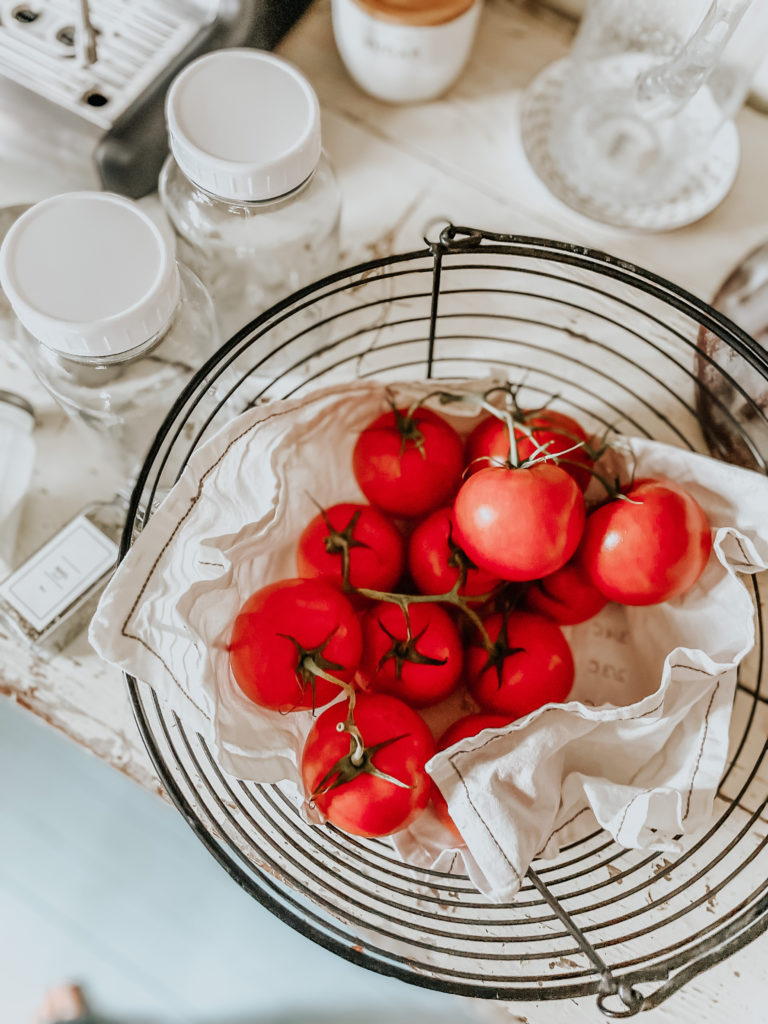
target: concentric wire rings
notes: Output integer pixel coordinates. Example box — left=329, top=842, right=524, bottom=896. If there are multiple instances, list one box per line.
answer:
left=124, top=230, right=768, bottom=1015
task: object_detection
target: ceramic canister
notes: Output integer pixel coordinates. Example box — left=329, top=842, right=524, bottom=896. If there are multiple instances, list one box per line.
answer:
left=332, top=0, right=482, bottom=103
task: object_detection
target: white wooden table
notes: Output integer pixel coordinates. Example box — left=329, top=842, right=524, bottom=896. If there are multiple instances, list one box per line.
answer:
left=2, top=1, right=768, bottom=1020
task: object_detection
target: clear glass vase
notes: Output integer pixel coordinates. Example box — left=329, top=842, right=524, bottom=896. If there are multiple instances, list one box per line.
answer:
left=521, top=0, right=768, bottom=230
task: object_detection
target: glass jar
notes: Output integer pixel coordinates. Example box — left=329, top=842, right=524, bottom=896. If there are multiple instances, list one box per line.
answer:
left=0, top=204, right=31, bottom=344
left=0, top=390, right=35, bottom=576
left=159, top=49, right=342, bottom=342
left=0, top=191, right=220, bottom=476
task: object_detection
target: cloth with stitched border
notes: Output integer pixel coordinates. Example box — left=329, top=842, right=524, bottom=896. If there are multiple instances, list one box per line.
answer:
left=88, top=379, right=768, bottom=902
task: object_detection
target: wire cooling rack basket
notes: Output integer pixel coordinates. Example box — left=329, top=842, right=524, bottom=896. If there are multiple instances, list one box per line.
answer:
left=123, top=226, right=768, bottom=1018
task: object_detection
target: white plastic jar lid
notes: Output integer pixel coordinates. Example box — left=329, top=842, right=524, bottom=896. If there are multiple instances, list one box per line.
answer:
left=0, top=192, right=180, bottom=360
left=166, top=48, right=322, bottom=203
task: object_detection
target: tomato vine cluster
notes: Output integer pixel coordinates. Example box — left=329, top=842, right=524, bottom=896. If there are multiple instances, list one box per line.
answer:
left=227, top=386, right=713, bottom=844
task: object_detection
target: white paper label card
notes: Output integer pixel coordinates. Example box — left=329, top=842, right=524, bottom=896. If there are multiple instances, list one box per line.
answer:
left=0, top=515, right=119, bottom=632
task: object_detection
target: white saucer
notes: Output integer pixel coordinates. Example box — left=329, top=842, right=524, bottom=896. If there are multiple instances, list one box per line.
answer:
left=521, top=59, right=741, bottom=232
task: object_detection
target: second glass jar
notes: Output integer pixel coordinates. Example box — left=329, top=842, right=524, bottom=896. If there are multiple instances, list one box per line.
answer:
left=159, top=48, right=342, bottom=343
left=0, top=191, right=220, bottom=478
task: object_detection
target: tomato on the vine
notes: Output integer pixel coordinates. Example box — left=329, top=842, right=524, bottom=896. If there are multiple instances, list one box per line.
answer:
left=579, top=478, right=712, bottom=606
left=466, top=610, right=574, bottom=717
left=353, top=406, right=464, bottom=518
left=431, top=713, right=513, bottom=841
left=359, top=600, right=463, bottom=707
left=525, top=557, right=607, bottom=625
left=408, top=506, right=502, bottom=598
left=229, top=578, right=362, bottom=712
left=301, top=693, right=435, bottom=837
left=297, top=502, right=404, bottom=592
left=453, top=462, right=585, bottom=581
left=467, top=409, right=594, bottom=491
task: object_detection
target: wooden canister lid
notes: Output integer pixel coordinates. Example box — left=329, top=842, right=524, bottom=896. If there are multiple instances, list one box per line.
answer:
left=350, top=0, right=477, bottom=27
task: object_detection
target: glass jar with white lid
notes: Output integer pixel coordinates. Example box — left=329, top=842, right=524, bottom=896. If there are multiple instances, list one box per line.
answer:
left=0, top=390, right=35, bottom=576
left=0, top=191, right=220, bottom=476
left=159, top=48, right=342, bottom=342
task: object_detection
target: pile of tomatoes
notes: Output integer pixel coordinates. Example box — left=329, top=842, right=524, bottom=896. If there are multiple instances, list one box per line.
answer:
left=228, top=391, right=713, bottom=844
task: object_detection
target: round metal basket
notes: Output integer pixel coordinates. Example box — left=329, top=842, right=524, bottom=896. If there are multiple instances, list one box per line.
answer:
left=123, top=226, right=768, bottom=1018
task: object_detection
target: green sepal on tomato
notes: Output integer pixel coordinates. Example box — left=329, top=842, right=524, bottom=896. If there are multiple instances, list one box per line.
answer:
left=467, top=610, right=574, bottom=717
left=229, top=578, right=362, bottom=713
left=408, top=505, right=502, bottom=598
left=359, top=600, right=464, bottom=707
left=352, top=406, right=464, bottom=518
left=466, top=409, right=594, bottom=491
left=301, top=693, right=435, bottom=837
left=296, top=501, right=405, bottom=592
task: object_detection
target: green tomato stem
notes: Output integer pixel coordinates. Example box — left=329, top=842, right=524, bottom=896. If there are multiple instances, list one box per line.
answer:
left=355, top=582, right=495, bottom=653
left=301, top=657, right=365, bottom=766
left=480, top=399, right=520, bottom=468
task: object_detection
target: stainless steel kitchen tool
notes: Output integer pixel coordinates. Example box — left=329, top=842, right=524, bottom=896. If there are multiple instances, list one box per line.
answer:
left=0, top=0, right=313, bottom=197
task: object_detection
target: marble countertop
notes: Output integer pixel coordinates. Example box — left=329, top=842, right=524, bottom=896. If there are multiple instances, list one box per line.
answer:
left=2, top=1, right=768, bottom=1020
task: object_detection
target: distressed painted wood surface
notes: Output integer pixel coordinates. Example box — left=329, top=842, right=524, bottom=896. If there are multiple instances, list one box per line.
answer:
left=2, top=1, right=768, bottom=1019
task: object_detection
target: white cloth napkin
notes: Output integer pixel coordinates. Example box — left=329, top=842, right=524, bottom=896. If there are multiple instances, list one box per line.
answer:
left=89, top=380, right=768, bottom=902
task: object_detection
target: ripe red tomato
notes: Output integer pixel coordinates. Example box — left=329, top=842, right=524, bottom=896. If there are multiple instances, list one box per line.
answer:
left=296, top=502, right=404, bottom=592
left=359, top=600, right=463, bottom=707
left=407, top=506, right=502, bottom=598
left=579, top=478, right=712, bottom=606
left=301, top=693, right=435, bottom=837
left=352, top=406, right=464, bottom=518
left=229, top=578, right=362, bottom=712
left=467, top=610, right=574, bottom=717
left=453, top=463, right=585, bottom=581
left=526, top=557, right=608, bottom=625
left=431, top=713, right=513, bottom=841
left=466, top=409, right=593, bottom=490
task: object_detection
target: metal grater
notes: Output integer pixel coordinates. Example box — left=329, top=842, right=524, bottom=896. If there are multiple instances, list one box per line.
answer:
left=0, top=0, right=314, bottom=196
left=0, top=0, right=216, bottom=129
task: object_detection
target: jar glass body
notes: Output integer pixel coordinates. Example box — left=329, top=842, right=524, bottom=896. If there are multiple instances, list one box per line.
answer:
left=159, top=153, right=341, bottom=341
left=19, top=263, right=219, bottom=472
left=0, top=400, right=35, bottom=574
